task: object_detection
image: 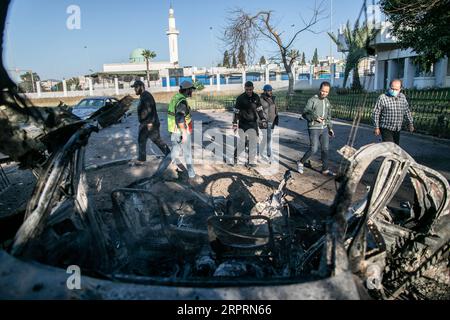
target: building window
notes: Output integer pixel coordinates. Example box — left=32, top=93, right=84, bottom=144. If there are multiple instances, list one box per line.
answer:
left=415, top=63, right=435, bottom=77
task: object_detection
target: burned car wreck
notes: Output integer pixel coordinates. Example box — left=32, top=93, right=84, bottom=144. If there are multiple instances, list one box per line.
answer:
left=0, top=1, right=449, bottom=300
left=1, top=104, right=449, bottom=300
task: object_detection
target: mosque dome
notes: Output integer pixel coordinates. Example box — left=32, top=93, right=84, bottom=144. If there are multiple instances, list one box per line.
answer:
left=130, top=48, right=146, bottom=63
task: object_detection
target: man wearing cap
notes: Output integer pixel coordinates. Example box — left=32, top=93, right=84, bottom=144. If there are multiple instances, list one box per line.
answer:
left=260, top=84, right=278, bottom=163
left=168, top=81, right=196, bottom=178
left=132, top=80, right=170, bottom=164
left=232, top=81, right=267, bottom=166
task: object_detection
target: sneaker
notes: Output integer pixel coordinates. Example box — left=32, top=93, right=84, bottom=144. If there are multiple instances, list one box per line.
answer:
left=187, top=168, right=196, bottom=179
left=297, top=162, right=304, bottom=174
left=304, top=161, right=312, bottom=169
left=322, top=169, right=336, bottom=177
left=259, top=155, right=270, bottom=164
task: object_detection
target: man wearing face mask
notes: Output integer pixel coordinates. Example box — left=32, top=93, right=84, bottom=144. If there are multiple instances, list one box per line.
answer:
left=372, top=79, right=414, bottom=145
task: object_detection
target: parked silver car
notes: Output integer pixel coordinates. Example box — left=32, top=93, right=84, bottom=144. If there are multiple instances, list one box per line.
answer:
left=72, top=97, right=119, bottom=120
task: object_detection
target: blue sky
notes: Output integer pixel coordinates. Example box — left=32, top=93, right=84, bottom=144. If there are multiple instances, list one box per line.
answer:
left=4, top=0, right=366, bottom=80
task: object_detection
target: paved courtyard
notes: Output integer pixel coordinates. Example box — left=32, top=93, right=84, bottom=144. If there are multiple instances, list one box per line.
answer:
left=85, top=109, right=450, bottom=180
left=2, top=108, right=450, bottom=219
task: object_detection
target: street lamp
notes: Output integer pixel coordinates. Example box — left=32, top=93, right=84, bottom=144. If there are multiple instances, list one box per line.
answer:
left=84, top=45, right=92, bottom=74
left=329, top=0, right=333, bottom=64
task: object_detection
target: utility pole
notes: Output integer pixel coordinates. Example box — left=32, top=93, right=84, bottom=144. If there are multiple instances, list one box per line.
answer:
left=84, top=45, right=92, bottom=74
left=330, top=0, right=333, bottom=64
left=209, top=26, right=214, bottom=70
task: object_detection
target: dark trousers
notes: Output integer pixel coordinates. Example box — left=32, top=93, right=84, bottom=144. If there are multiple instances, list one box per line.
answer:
left=234, top=124, right=258, bottom=164
left=138, top=124, right=171, bottom=161
left=300, top=128, right=330, bottom=171
left=381, top=128, right=401, bottom=145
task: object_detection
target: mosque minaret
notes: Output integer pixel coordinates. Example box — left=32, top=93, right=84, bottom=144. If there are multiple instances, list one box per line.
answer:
left=166, top=5, right=179, bottom=65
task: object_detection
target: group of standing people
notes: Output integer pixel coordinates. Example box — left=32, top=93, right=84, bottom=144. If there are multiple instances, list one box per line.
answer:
left=297, top=78, right=414, bottom=176
left=232, top=81, right=278, bottom=166
left=131, top=76, right=414, bottom=179
left=298, top=78, right=414, bottom=175
left=232, top=80, right=335, bottom=175
left=232, top=77, right=414, bottom=175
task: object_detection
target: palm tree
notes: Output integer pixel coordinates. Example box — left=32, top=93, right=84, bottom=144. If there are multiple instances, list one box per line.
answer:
left=141, top=49, right=156, bottom=87
left=328, top=21, right=376, bottom=90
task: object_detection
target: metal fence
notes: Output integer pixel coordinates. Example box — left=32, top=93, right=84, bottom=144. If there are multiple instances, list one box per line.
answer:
left=154, top=89, right=450, bottom=138
left=189, top=95, right=236, bottom=111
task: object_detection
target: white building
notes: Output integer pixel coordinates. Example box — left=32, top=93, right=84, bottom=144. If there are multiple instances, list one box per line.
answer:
left=100, top=6, right=180, bottom=81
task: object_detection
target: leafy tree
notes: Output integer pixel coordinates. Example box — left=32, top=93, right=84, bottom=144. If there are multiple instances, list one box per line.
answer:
left=379, top=0, right=449, bottom=70
left=328, top=21, right=376, bottom=89
left=222, top=50, right=231, bottom=68
left=232, top=55, right=237, bottom=68
left=237, top=45, right=246, bottom=67
left=54, top=81, right=64, bottom=91
left=193, top=80, right=205, bottom=91
left=300, top=52, right=306, bottom=65
left=312, top=48, right=320, bottom=66
left=141, top=49, right=156, bottom=87
left=18, top=71, right=40, bottom=93
left=66, top=77, right=81, bottom=91
left=259, top=56, right=267, bottom=65
left=288, top=49, right=300, bottom=65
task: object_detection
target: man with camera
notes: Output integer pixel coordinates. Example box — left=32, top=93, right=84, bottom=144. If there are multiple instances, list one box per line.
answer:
left=298, top=81, right=335, bottom=176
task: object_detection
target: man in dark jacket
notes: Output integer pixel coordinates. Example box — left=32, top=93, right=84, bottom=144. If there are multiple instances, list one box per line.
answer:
left=232, top=81, right=267, bottom=166
left=260, top=84, right=278, bottom=162
left=132, top=80, right=170, bottom=164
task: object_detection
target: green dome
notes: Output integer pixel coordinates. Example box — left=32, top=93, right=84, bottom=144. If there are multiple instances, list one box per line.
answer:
left=130, top=48, right=145, bottom=63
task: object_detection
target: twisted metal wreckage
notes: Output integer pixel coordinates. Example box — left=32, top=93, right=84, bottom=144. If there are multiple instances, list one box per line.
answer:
left=0, top=1, right=449, bottom=300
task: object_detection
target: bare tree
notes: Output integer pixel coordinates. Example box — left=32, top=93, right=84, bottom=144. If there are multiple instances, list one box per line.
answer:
left=222, top=2, right=326, bottom=96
